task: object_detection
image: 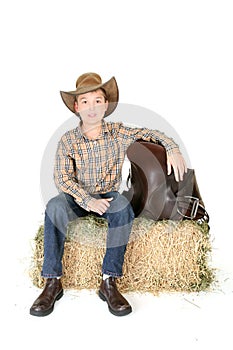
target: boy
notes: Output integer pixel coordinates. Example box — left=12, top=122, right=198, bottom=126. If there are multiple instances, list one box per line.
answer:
left=30, top=72, right=187, bottom=317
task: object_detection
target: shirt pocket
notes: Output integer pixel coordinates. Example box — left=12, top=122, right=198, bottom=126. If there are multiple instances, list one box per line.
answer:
left=71, top=149, right=89, bottom=179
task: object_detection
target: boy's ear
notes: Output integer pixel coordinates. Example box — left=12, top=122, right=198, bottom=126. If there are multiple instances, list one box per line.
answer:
left=105, top=100, right=109, bottom=111
left=74, top=101, right=79, bottom=113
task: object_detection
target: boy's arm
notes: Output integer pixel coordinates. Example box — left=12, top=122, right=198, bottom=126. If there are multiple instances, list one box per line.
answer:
left=54, top=139, right=93, bottom=210
left=148, top=128, right=187, bottom=181
left=120, top=124, right=187, bottom=181
left=136, top=127, right=180, bottom=154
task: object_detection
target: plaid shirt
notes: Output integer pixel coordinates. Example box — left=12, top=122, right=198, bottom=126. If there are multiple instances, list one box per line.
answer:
left=54, top=121, right=179, bottom=210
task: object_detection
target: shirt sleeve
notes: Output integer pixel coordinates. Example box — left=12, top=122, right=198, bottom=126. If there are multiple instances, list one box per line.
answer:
left=54, top=137, right=92, bottom=210
left=119, top=123, right=180, bottom=154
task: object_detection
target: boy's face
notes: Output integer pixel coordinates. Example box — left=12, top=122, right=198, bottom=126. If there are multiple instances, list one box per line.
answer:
left=74, top=89, right=108, bottom=128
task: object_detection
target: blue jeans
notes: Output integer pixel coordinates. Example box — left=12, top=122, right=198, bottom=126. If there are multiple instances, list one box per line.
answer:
left=41, top=191, right=135, bottom=278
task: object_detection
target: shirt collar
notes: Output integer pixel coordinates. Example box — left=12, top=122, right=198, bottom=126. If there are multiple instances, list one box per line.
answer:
left=76, top=120, right=109, bottom=140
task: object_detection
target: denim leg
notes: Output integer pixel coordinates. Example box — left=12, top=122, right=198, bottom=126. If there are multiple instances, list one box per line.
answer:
left=42, top=192, right=88, bottom=278
left=101, top=192, right=135, bottom=277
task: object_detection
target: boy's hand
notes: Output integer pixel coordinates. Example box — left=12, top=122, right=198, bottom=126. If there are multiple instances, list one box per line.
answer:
left=167, top=152, right=187, bottom=182
left=87, top=197, right=113, bottom=215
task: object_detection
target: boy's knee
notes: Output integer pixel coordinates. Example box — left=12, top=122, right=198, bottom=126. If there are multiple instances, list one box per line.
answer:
left=117, top=194, right=135, bottom=220
left=106, top=193, right=135, bottom=225
left=46, top=193, right=68, bottom=217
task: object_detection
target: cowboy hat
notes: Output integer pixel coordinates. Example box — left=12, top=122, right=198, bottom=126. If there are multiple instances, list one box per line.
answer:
left=60, top=72, right=119, bottom=116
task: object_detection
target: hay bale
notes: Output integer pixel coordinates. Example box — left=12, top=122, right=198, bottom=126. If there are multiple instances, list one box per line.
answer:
left=30, top=217, right=214, bottom=294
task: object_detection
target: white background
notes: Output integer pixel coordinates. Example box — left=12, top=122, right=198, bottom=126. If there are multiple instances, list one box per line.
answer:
left=1, top=0, right=232, bottom=349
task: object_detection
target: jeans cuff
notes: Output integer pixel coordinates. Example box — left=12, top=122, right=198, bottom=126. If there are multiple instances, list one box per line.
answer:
left=102, top=269, right=122, bottom=278
left=41, top=272, right=63, bottom=278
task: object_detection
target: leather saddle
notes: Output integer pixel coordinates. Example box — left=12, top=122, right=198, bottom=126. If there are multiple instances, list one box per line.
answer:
left=123, top=141, right=209, bottom=223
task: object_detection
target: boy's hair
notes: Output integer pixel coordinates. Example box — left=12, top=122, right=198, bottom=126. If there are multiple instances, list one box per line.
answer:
left=75, top=88, right=107, bottom=104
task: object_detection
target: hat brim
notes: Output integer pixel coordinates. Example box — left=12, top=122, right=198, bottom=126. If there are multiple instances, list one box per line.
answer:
left=60, top=76, right=119, bottom=117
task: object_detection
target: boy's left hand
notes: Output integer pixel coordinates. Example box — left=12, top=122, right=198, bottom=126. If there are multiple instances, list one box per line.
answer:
left=167, top=152, right=187, bottom=182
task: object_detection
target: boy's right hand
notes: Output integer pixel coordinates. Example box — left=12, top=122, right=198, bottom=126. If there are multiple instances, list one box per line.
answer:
left=87, top=197, right=113, bottom=215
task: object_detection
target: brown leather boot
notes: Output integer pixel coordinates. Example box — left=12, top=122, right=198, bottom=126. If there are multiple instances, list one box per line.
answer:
left=30, top=278, right=63, bottom=317
left=98, top=277, right=132, bottom=316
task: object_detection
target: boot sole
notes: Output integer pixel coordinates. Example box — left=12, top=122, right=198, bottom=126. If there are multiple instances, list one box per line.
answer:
left=30, top=289, right=64, bottom=317
left=98, top=290, right=132, bottom=317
